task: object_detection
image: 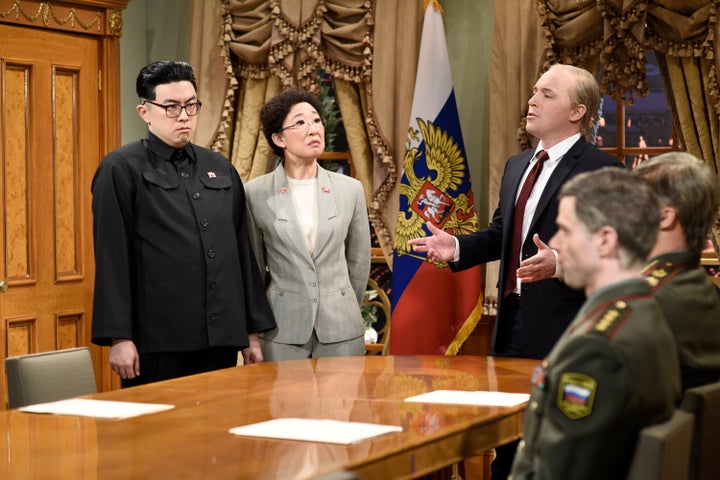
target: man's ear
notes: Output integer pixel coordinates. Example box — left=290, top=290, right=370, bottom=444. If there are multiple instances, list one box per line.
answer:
left=595, top=225, right=619, bottom=257
left=570, top=104, right=587, bottom=123
left=137, top=103, right=150, bottom=124
left=659, top=205, right=679, bottom=231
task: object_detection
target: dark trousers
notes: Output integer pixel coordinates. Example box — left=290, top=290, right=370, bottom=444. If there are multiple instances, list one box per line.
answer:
left=493, top=293, right=526, bottom=357
left=121, top=347, right=239, bottom=388
left=491, top=441, right=520, bottom=480
left=492, top=293, right=524, bottom=479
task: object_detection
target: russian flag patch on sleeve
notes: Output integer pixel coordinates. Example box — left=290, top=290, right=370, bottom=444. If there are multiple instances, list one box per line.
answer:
left=556, top=372, right=597, bottom=420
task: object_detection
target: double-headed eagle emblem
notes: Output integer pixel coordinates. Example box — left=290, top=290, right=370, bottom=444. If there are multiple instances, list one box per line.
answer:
left=394, top=118, right=478, bottom=266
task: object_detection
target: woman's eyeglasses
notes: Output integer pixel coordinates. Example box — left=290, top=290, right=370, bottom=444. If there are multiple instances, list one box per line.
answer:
left=279, top=117, right=325, bottom=133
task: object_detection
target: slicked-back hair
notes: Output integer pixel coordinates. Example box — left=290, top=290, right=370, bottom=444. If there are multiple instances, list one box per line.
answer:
left=136, top=61, right=197, bottom=101
left=634, top=152, right=720, bottom=254
left=547, top=64, right=601, bottom=144
left=260, top=89, right=323, bottom=158
left=560, top=167, right=661, bottom=267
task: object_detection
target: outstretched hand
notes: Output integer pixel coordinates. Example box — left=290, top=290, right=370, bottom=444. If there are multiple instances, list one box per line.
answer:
left=407, top=222, right=457, bottom=263
left=516, top=234, right=557, bottom=283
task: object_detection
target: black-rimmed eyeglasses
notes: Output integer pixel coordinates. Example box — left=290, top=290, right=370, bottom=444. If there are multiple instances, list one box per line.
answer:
left=143, top=99, right=202, bottom=118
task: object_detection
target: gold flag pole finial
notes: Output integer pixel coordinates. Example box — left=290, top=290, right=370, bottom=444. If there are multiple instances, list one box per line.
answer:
left=423, top=0, right=444, bottom=14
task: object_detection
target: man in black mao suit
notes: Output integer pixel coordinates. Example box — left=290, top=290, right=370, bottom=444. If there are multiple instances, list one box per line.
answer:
left=91, top=61, right=276, bottom=387
left=409, top=63, right=622, bottom=479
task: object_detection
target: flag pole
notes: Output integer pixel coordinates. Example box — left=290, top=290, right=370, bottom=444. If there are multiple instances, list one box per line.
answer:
left=424, top=0, right=444, bottom=14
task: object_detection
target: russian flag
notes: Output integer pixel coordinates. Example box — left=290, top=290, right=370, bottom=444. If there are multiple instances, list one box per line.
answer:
left=389, top=0, right=483, bottom=355
left=562, top=384, right=591, bottom=406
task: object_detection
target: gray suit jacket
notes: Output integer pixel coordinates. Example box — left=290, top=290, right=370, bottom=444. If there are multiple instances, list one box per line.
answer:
left=245, top=164, right=371, bottom=344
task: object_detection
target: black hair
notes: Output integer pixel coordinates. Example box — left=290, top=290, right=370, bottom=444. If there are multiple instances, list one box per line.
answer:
left=135, top=61, right=197, bottom=100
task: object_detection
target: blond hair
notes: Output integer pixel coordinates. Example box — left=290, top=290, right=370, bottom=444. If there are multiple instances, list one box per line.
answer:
left=547, top=64, right=601, bottom=143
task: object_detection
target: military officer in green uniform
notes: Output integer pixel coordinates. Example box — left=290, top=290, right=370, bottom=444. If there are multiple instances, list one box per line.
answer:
left=635, top=152, right=720, bottom=391
left=510, top=168, right=681, bottom=480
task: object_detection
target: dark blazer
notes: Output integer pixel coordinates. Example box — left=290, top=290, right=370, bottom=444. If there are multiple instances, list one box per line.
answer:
left=451, top=137, right=622, bottom=358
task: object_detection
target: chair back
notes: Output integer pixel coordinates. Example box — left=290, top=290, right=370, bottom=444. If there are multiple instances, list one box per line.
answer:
left=626, top=409, right=693, bottom=480
left=5, top=347, right=97, bottom=409
left=681, top=380, right=720, bottom=480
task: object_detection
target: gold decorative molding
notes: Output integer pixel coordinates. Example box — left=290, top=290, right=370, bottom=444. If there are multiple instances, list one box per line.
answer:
left=0, top=0, right=105, bottom=33
left=107, top=7, right=122, bottom=35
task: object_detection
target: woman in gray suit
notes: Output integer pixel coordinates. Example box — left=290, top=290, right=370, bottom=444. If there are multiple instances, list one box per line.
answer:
left=245, top=89, right=371, bottom=360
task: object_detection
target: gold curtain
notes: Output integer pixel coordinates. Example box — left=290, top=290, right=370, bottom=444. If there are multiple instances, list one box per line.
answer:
left=537, top=0, right=604, bottom=71
left=188, top=0, right=425, bottom=264
left=365, top=1, right=424, bottom=262
left=647, top=1, right=720, bottom=172
left=533, top=0, right=720, bottom=173
left=189, top=0, right=236, bottom=151
left=487, top=0, right=545, bottom=302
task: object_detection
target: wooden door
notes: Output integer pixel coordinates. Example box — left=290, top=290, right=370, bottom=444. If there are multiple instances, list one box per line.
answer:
left=0, top=24, right=101, bottom=407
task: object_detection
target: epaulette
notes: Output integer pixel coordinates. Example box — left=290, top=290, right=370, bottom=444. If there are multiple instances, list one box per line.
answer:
left=643, top=260, right=688, bottom=290
left=593, top=300, right=632, bottom=338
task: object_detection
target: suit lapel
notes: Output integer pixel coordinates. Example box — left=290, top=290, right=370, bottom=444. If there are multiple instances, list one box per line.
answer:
left=313, top=167, right=338, bottom=258
left=272, top=166, right=292, bottom=222
left=532, top=138, right=587, bottom=224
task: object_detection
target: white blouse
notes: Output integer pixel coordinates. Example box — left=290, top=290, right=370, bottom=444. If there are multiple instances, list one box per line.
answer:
left=288, top=177, right=318, bottom=254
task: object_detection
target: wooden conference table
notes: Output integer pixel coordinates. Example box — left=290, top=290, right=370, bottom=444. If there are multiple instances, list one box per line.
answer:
left=1, top=355, right=537, bottom=479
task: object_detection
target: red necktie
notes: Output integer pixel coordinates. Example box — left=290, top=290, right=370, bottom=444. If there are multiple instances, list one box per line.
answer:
left=503, top=150, right=549, bottom=297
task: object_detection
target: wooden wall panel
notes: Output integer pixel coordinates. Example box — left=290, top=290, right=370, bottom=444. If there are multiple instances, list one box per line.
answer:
left=2, top=64, right=32, bottom=284
left=52, top=67, right=81, bottom=281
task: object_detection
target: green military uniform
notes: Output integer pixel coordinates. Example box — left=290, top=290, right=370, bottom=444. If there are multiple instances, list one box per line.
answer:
left=510, top=278, right=681, bottom=480
left=644, top=250, right=720, bottom=391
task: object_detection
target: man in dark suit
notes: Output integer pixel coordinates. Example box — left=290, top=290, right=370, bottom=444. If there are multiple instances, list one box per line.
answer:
left=408, top=63, right=622, bottom=478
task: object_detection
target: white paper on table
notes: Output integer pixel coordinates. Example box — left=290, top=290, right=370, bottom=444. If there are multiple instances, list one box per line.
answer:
left=404, top=390, right=530, bottom=407
left=229, top=418, right=402, bottom=445
left=18, top=398, right=175, bottom=419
